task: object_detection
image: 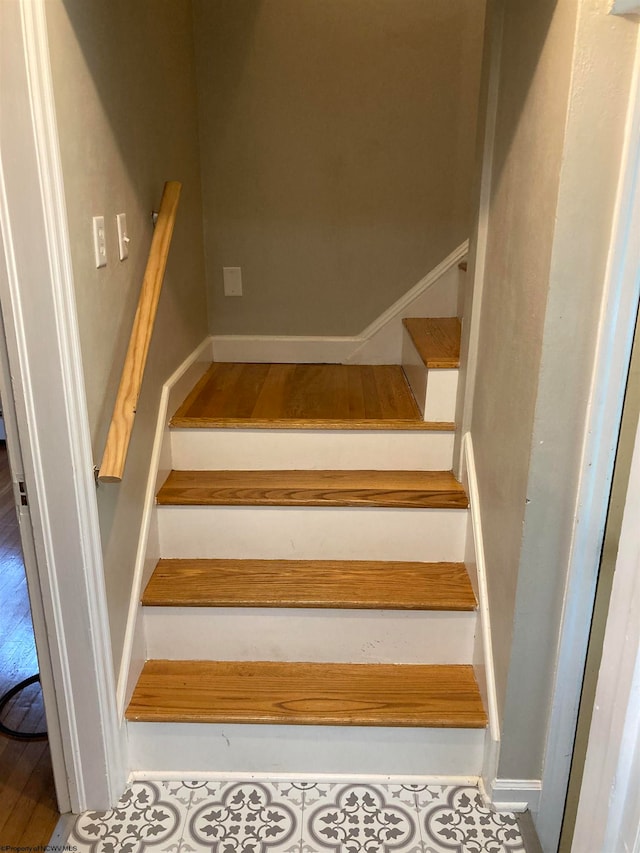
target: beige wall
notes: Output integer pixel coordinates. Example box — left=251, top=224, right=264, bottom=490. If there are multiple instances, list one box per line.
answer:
left=468, top=0, right=638, bottom=788
left=46, top=0, right=209, bottom=674
left=193, top=0, right=484, bottom=336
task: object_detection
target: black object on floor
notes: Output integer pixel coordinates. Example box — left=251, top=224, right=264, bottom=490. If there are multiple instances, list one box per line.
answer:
left=0, top=673, right=48, bottom=740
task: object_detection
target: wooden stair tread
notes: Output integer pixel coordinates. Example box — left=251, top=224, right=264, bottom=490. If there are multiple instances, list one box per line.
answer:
left=142, top=559, right=477, bottom=610
left=126, top=660, right=487, bottom=728
left=171, top=363, right=430, bottom=427
left=156, top=469, right=468, bottom=509
left=402, top=318, right=461, bottom=368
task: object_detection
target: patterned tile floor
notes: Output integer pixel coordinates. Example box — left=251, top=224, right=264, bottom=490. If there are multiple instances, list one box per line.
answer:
left=69, top=779, right=527, bottom=853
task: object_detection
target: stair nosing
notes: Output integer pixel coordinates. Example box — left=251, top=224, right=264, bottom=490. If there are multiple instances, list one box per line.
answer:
left=169, top=417, right=456, bottom=431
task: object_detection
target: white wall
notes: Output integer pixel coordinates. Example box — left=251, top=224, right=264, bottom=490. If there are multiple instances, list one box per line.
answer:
left=45, top=0, right=209, bottom=675
left=193, top=0, right=485, bottom=336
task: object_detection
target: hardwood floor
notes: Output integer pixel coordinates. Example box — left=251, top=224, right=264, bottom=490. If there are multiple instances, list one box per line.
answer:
left=171, top=362, right=454, bottom=429
left=0, top=445, right=59, bottom=846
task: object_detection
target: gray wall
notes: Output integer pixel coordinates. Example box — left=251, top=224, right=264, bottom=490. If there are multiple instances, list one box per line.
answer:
left=467, top=0, right=639, bottom=785
left=471, top=0, right=578, bottom=732
left=193, top=0, right=485, bottom=336
left=46, top=0, right=209, bottom=674
left=499, top=0, right=637, bottom=783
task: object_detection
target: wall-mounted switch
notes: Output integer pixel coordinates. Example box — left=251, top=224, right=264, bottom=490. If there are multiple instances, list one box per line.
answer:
left=223, top=266, right=243, bottom=297
left=116, top=213, right=129, bottom=261
left=92, top=216, right=107, bottom=268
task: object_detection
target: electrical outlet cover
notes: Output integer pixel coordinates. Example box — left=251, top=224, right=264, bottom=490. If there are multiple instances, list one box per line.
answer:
left=223, top=266, right=243, bottom=297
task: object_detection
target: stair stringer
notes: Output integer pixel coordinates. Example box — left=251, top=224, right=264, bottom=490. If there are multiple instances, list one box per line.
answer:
left=459, top=433, right=501, bottom=794
left=462, top=434, right=543, bottom=814
left=115, top=337, right=213, bottom=717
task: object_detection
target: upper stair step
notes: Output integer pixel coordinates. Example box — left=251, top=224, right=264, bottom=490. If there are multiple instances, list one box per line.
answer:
left=126, top=660, right=487, bottom=728
left=402, top=318, right=461, bottom=369
left=156, top=469, right=468, bottom=509
left=142, top=558, right=476, bottom=610
left=170, top=363, right=453, bottom=430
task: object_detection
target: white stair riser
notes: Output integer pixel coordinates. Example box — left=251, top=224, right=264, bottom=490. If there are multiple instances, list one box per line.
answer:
left=157, top=506, right=467, bottom=562
left=143, top=607, right=476, bottom=664
left=424, top=370, right=459, bottom=422
left=401, top=328, right=459, bottom=421
left=127, top=722, right=485, bottom=777
left=170, top=429, right=454, bottom=471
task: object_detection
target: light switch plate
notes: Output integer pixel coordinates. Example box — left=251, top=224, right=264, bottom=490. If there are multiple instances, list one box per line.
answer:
left=92, top=216, right=107, bottom=268
left=116, top=213, right=129, bottom=261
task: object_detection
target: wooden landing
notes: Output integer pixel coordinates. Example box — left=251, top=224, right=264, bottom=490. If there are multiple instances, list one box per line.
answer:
left=156, top=469, right=468, bottom=509
left=402, top=318, right=461, bottom=369
left=142, top=559, right=476, bottom=610
left=171, top=363, right=453, bottom=430
left=126, top=660, right=487, bottom=728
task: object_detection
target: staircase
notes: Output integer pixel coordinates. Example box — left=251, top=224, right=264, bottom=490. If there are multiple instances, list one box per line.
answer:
left=125, top=318, right=488, bottom=777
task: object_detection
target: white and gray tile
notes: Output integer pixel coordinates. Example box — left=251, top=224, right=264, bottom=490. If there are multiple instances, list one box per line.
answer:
left=69, top=780, right=527, bottom=853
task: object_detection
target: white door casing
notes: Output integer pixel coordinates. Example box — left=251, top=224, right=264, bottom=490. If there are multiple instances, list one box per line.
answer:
left=571, top=391, right=640, bottom=851
left=536, top=24, right=640, bottom=853
left=0, top=295, right=71, bottom=813
left=0, top=0, right=126, bottom=810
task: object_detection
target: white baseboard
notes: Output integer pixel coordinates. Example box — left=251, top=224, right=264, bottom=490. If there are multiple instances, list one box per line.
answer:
left=211, top=335, right=358, bottom=365
left=115, top=337, right=213, bottom=717
left=461, top=436, right=539, bottom=817
left=211, top=242, right=468, bottom=364
left=461, top=432, right=500, bottom=744
left=480, top=777, right=543, bottom=814
left=461, top=431, right=500, bottom=804
left=129, top=770, right=479, bottom=787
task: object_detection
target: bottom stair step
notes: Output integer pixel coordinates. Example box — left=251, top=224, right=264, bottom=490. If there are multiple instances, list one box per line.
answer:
left=126, top=661, right=487, bottom=729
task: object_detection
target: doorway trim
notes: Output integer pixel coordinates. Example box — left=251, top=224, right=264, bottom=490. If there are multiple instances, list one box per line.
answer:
left=0, top=0, right=126, bottom=810
left=572, top=385, right=640, bottom=853
left=535, top=31, right=640, bottom=852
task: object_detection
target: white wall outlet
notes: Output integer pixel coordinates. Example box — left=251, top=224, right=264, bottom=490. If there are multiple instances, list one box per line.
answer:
left=223, top=266, right=243, bottom=297
left=92, top=215, right=107, bottom=268
left=116, top=213, right=129, bottom=261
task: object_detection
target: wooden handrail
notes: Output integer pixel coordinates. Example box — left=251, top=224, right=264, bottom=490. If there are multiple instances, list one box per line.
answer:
left=98, top=181, right=182, bottom=483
